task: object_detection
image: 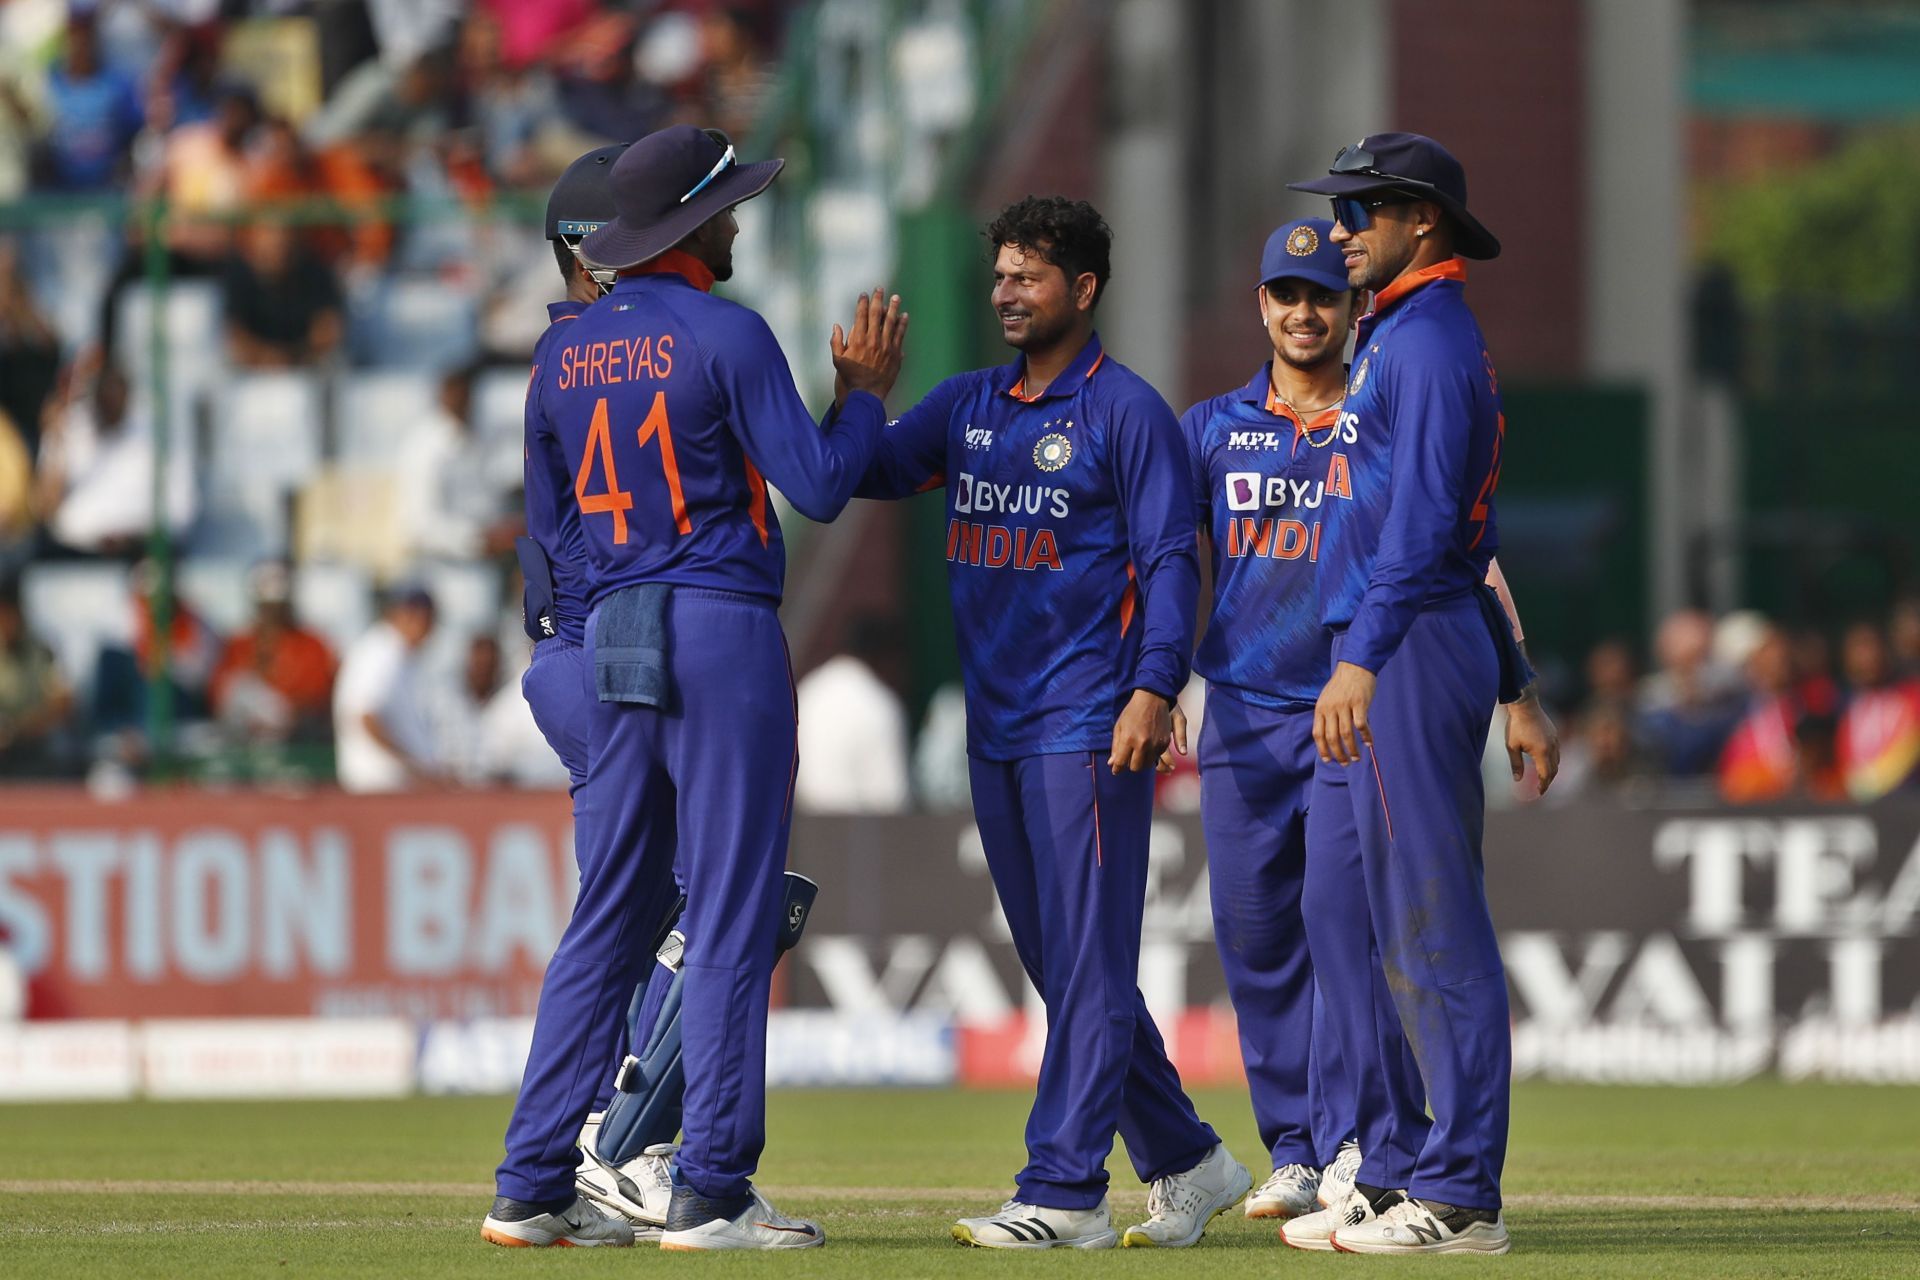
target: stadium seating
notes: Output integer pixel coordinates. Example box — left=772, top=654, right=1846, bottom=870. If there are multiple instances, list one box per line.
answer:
left=334, top=371, right=437, bottom=468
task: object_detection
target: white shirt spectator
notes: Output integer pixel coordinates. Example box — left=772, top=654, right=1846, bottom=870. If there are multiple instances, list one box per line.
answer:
left=478, top=677, right=571, bottom=789
left=397, top=402, right=516, bottom=561
left=39, top=396, right=195, bottom=552
left=333, top=619, right=438, bottom=792
left=794, top=653, right=910, bottom=814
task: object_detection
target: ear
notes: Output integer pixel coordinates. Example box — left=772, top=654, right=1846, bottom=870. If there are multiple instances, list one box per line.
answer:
left=1256, top=284, right=1271, bottom=326
left=1413, top=200, right=1444, bottom=238
left=1073, top=271, right=1098, bottom=312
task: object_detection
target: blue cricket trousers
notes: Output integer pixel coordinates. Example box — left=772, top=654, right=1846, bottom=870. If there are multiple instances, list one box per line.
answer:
left=968, top=752, right=1217, bottom=1210
left=1322, top=601, right=1508, bottom=1209
left=498, top=589, right=795, bottom=1204
left=1197, top=689, right=1352, bottom=1169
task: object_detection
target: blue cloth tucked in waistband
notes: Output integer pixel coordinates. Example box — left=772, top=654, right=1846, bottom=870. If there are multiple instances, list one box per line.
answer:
left=594, top=583, right=673, bottom=707
left=1473, top=582, right=1536, bottom=705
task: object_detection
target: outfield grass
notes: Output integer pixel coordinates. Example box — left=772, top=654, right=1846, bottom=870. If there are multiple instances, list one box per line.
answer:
left=2, top=1083, right=1916, bottom=1277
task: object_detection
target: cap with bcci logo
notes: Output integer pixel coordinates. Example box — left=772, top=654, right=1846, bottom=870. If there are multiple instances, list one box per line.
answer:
left=1259, top=217, right=1350, bottom=294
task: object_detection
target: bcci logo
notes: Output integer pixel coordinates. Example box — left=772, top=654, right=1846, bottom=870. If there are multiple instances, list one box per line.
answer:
left=1287, top=225, right=1319, bottom=256
left=1033, top=433, right=1073, bottom=472
left=1349, top=356, right=1370, bottom=397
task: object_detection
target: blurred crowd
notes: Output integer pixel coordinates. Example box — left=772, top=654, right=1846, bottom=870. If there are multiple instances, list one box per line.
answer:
left=0, top=0, right=788, bottom=790
left=1521, top=602, right=1920, bottom=807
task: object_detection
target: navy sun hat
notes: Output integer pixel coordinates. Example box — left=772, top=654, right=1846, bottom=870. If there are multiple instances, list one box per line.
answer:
left=1288, top=132, right=1500, bottom=260
left=1259, top=218, right=1351, bottom=294
left=579, top=125, right=784, bottom=270
left=545, top=143, right=629, bottom=242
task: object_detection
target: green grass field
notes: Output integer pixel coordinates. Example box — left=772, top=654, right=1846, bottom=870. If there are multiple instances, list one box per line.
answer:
left=3, top=1083, right=1916, bottom=1277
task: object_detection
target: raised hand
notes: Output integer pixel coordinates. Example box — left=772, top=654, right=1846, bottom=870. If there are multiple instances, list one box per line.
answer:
left=831, top=287, right=908, bottom=407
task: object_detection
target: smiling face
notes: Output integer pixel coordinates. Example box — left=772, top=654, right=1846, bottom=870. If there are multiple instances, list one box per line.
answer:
left=1258, top=277, right=1355, bottom=372
left=990, top=242, right=1091, bottom=352
left=1328, top=195, right=1434, bottom=292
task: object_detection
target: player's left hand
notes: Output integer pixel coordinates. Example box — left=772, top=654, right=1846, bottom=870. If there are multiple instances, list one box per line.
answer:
left=1504, top=690, right=1561, bottom=795
left=1156, top=704, right=1189, bottom=774
left=1314, top=661, right=1377, bottom=765
left=1111, top=688, right=1173, bottom=774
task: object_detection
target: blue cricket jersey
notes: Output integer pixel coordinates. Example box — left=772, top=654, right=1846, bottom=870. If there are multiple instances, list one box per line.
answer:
left=525, top=265, right=885, bottom=605
left=524, top=301, right=590, bottom=644
left=1180, top=365, right=1342, bottom=710
left=1321, top=259, right=1503, bottom=674
left=858, top=334, right=1199, bottom=760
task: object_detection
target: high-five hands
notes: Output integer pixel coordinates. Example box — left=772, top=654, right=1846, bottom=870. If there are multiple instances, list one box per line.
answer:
left=832, top=288, right=908, bottom=407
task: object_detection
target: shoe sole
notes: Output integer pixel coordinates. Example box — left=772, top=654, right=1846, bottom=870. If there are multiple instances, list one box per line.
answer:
left=1245, top=1200, right=1314, bottom=1220
left=1120, top=1173, right=1252, bottom=1249
left=482, top=1226, right=628, bottom=1248
left=660, top=1238, right=825, bottom=1252
left=1331, top=1231, right=1511, bottom=1255
left=951, top=1224, right=1116, bottom=1250
left=1278, top=1229, right=1338, bottom=1253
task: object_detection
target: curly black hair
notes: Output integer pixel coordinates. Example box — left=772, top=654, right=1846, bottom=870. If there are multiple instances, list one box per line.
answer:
left=986, top=196, right=1113, bottom=307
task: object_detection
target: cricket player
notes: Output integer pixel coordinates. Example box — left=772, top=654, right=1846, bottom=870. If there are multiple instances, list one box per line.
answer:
left=1167, top=218, right=1557, bottom=1236
left=1275, top=132, right=1531, bottom=1255
left=857, top=196, right=1249, bottom=1250
left=487, top=124, right=904, bottom=1251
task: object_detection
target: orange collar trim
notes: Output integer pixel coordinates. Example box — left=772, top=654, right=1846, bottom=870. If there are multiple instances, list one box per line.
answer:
left=1368, top=256, right=1467, bottom=317
left=1007, top=349, right=1106, bottom=402
left=1263, top=383, right=1342, bottom=442
left=626, top=248, right=716, bottom=293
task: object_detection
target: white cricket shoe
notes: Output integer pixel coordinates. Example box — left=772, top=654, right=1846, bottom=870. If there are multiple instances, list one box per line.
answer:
left=1280, top=1186, right=1398, bottom=1252
left=1121, top=1143, right=1253, bottom=1247
left=576, top=1141, right=676, bottom=1231
left=1317, top=1139, right=1362, bottom=1208
left=1245, top=1162, right=1320, bottom=1219
left=952, top=1198, right=1117, bottom=1250
left=1332, top=1196, right=1510, bottom=1255
left=481, top=1194, right=635, bottom=1248
left=659, top=1185, right=824, bottom=1251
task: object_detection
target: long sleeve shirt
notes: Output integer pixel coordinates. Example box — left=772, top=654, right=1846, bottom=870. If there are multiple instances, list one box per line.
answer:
left=522, top=301, right=590, bottom=643
left=524, top=270, right=885, bottom=606
left=1319, top=259, right=1504, bottom=673
left=857, top=334, right=1199, bottom=760
left=1179, top=364, right=1340, bottom=710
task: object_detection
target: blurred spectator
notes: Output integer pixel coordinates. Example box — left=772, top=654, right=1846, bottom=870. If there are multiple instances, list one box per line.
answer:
left=0, top=579, right=75, bottom=775
left=795, top=617, right=910, bottom=814
left=92, top=561, right=222, bottom=761
left=141, top=82, right=262, bottom=266
left=1553, top=703, right=1651, bottom=800
left=35, top=360, right=197, bottom=556
left=1892, top=598, right=1920, bottom=679
left=333, top=584, right=445, bottom=792
left=144, top=21, right=223, bottom=134
left=554, top=11, right=666, bottom=144
left=1716, top=623, right=1842, bottom=803
left=0, top=408, right=32, bottom=577
left=1634, top=608, right=1744, bottom=780
left=1835, top=622, right=1920, bottom=801
left=222, top=220, right=345, bottom=368
left=438, top=632, right=504, bottom=784
left=35, top=12, right=143, bottom=192
left=0, top=240, right=63, bottom=458
left=1582, top=637, right=1638, bottom=715
left=459, top=9, right=566, bottom=189
left=398, top=365, right=522, bottom=561
left=696, top=7, right=774, bottom=140
left=209, top=560, right=337, bottom=746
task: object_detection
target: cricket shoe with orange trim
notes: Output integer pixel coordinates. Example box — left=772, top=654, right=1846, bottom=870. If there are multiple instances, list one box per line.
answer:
left=658, top=1184, right=824, bottom=1251
left=1245, top=1162, right=1320, bottom=1219
left=481, top=1194, right=636, bottom=1247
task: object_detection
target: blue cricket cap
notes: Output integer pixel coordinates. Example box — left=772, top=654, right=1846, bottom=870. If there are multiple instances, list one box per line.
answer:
left=1258, top=218, right=1351, bottom=294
